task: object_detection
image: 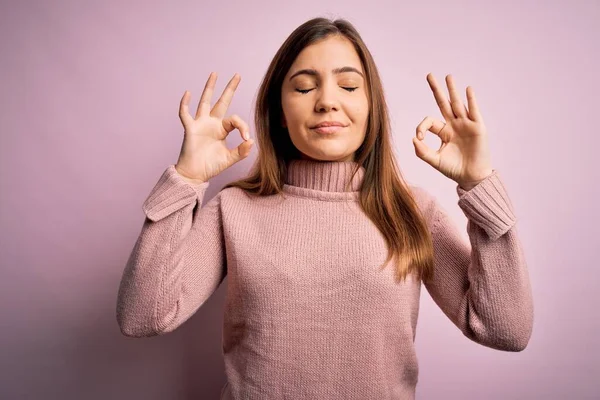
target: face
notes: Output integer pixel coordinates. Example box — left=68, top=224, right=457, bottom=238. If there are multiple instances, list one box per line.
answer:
left=281, top=35, right=369, bottom=162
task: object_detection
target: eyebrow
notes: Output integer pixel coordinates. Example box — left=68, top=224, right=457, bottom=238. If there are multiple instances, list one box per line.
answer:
left=288, top=66, right=364, bottom=81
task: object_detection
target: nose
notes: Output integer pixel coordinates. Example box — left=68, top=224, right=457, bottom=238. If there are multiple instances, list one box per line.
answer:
left=314, top=82, right=340, bottom=113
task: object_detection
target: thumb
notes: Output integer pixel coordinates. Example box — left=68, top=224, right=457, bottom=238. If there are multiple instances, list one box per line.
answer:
left=230, top=138, right=254, bottom=163
left=412, top=137, right=439, bottom=168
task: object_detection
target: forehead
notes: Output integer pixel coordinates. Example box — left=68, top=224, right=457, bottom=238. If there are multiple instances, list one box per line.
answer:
left=287, top=36, right=363, bottom=75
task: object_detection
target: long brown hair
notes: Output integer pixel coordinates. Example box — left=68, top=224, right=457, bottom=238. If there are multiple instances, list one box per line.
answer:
left=223, top=17, right=434, bottom=283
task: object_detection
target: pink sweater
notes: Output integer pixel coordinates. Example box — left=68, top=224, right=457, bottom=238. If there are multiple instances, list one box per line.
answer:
left=116, top=159, right=533, bottom=399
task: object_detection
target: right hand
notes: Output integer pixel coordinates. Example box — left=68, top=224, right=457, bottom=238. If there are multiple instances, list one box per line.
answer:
left=175, top=72, right=254, bottom=183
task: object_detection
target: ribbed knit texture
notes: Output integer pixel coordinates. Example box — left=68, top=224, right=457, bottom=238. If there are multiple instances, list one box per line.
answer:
left=116, top=159, right=534, bottom=400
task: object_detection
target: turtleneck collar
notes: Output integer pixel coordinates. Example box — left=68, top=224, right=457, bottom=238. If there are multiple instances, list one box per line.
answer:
left=283, top=159, right=365, bottom=199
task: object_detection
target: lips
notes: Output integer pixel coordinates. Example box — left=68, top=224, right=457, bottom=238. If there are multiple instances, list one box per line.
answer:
left=312, top=125, right=345, bottom=134
left=311, top=121, right=346, bottom=129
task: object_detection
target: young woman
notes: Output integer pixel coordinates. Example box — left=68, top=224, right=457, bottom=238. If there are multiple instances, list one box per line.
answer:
left=117, top=17, right=533, bottom=400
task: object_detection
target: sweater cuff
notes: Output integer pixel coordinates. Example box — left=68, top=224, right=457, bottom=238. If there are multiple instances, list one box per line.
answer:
left=455, top=170, right=517, bottom=240
left=142, top=164, right=210, bottom=222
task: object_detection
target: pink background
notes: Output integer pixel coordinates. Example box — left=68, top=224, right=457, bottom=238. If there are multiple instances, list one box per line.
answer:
left=1, top=0, right=598, bottom=398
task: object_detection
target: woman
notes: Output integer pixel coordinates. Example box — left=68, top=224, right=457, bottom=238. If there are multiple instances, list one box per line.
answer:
left=116, top=17, right=533, bottom=400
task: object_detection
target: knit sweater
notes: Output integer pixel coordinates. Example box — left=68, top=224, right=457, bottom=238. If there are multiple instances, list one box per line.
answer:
left=116, top=159, right=534, bottom=400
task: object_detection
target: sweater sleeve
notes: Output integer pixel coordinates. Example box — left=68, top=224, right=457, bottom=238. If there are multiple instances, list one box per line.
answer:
left=116, top=164, right=226, bottom=337
left=422, top=170, right=534, bottom=352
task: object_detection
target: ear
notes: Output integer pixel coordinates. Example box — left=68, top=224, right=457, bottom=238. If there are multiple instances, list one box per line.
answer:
left=281, top=114, right=287, bottom=128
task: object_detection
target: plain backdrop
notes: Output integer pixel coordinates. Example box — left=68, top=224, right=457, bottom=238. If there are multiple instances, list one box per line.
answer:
left=1, top=0, right=598, bottom=399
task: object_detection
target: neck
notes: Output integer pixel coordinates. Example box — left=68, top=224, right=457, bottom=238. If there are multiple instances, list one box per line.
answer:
left=285, top=159, right=365, bottom=193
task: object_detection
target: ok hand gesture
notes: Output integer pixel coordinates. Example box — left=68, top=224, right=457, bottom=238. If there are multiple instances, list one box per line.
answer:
left=413, top=73, right=494, bottom=190
left=175, top=72, right=254, bottom=183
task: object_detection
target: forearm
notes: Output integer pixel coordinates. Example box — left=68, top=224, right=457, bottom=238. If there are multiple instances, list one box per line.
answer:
left=116, top=165, right=225, bottom=337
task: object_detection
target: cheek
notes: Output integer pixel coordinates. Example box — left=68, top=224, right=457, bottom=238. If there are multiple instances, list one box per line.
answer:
left=282, top=99, right=309, bottom=125
left=349, top=99, right=369, bottom=124
left=281, top=96, right=291, bottom=116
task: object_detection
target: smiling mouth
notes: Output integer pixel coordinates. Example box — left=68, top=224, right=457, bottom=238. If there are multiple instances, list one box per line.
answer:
left=311, top=125, right=346, bottom=134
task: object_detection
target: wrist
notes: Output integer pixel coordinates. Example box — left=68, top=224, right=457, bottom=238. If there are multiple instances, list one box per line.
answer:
left=458, top=170, right=494, bottom=191
left=174, top=165, right=207, bottom=184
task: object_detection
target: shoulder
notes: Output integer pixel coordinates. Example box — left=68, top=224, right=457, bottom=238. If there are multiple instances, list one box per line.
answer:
left=407, top=184, right=436, bottom=207
left=407, top=184, right=439, bottom=223
left=216, top=185, right=268, bottom=207
left=218, top=185, right=256, bottom=200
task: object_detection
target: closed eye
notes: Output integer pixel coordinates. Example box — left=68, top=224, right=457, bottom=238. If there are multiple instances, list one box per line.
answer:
left=295, top=87, right=358, bottom=94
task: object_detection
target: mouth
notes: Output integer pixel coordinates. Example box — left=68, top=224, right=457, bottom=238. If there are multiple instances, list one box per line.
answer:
left=311, top=125, right=346, bottom=134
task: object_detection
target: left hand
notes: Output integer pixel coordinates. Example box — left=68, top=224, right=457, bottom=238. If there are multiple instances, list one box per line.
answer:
left=413, top=73, right=494, bottom=191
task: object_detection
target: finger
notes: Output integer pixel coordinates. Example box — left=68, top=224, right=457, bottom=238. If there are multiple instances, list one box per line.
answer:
left=412, top=137, right=440, bottom=168
left=416, top=116, right=449, bottom=143
left=179, top=91, right=194, bottom=126
left=446, top=74, right=467, bottom=118
left=222, top=114, right=251, bottom=141
left=211, top=73, right=241, bottom=119
left=196, top=72, right=218, bottom=119
left=466, top=86, right=482, bottom=122
left=426, top=73, right=453, bottom=120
